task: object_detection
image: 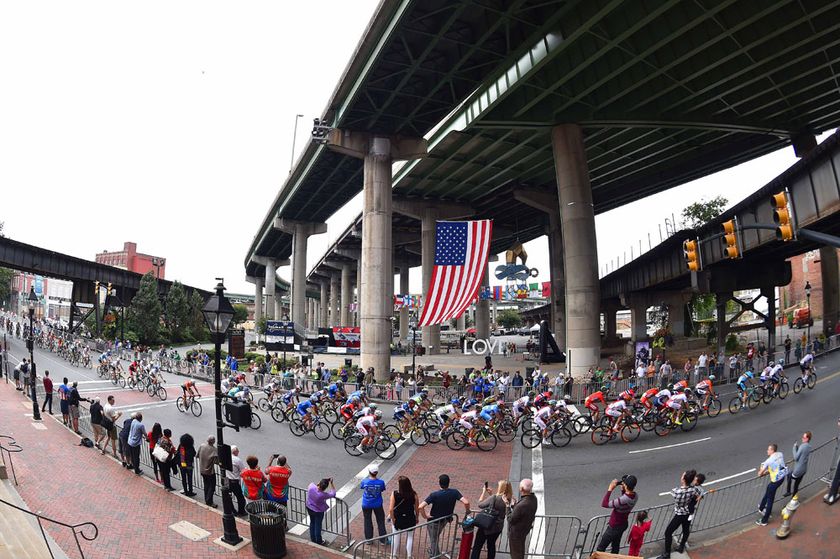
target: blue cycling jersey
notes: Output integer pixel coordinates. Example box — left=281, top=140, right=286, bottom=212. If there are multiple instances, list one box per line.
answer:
left=296, top=400, right=314, bottom=416
left=282, top=392, right=296, bottom=404
left=327, top=384, right=340, bottom=397
left=349, top=391, right=363, bottom=400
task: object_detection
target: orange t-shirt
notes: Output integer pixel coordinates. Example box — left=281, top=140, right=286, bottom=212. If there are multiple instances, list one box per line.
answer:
left=240, top=468, right=267, bottom=500
left=266, top=466, right=291, bottom=500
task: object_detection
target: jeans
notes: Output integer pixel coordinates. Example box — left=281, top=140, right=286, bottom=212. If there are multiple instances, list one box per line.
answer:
left=470, top=528, right=500, bottom=559
left=180, top=467, right=194, bottom=494
left=308, top=508, right=325, bottom=544
left=202, top=473, right=216, bottom=505
left=759, top=478, right=784, bottom=523
left=596, top=523, right=627, bottom=554
left=159, top=459, right=173, bottom=489
left=829, top=458, right=840, bottom=500
left=663, top=514, right=691, bottom=554
left=786, top=473, right=804, bottom=496
left=229, top=478, right=247, bottom=514
left=363, top=506, right=387, bottom=540
left=427, top=519, right=443, bottom=558
left=129, top=444, right=141, bottom=474
left=42, top=392, right=53, bottom=414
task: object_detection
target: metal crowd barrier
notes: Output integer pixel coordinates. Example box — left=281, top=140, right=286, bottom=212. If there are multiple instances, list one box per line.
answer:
left=350, top=514, right=460, bottom=559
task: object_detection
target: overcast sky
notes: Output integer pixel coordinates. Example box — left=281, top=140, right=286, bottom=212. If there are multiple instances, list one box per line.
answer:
left=0, top=2, right=832, bottom=297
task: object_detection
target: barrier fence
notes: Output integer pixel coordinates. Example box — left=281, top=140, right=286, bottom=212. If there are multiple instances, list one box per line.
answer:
left=350, top=514, right=460, bottom=559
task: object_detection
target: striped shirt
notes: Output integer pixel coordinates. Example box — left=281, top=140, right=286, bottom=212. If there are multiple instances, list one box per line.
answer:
left=602, top=489, right=638, bottom=528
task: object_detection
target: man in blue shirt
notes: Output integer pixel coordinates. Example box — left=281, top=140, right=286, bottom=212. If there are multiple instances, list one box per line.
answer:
left=419, top=474, right=470, bottom=557
left=359, top=466, right=388, bottom=541
left=127, top=412, right=147, bottom=475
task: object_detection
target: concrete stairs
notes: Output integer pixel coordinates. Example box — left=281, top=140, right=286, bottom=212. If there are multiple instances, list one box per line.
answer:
left=0, top=480, right=70, bottom=559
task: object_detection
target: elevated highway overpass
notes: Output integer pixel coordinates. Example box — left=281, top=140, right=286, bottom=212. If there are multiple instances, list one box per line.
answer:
left=245, top=0, right=840, bottom=378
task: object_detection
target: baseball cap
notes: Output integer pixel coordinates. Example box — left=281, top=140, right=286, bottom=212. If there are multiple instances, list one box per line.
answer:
left=369, top=466, right=379, bottom=475
left=622, top=475, right=637, bottom=491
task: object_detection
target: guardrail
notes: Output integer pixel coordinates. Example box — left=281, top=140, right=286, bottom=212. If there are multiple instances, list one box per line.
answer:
left=0, top=434, right=22, bottom=485
left=350, top=514, right=460, bottom=559
left=0, top=496, right=98, bottom=559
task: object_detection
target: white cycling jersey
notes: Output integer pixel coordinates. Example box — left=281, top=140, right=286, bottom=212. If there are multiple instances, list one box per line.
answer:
left=355, top=415, right=377, bottom=434
left=606, top=399, right=627, bottom=417
left=667, top=393, right=687, bottom=409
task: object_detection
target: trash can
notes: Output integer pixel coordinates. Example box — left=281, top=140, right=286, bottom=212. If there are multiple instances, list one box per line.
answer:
left=246, top=500, right=287, bottom=558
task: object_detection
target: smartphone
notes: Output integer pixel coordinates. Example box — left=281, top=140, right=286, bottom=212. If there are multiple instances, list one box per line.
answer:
left=484, top=481, right=489, bottom=489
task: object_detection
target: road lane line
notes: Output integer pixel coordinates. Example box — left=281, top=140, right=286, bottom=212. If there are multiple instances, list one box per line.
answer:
left=628, top=437, right=711, bottom=454
left=528, top=443, right=546, bottom=556
left=658, top=468, right=755, bottom=495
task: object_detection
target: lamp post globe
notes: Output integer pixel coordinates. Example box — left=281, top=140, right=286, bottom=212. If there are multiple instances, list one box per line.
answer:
left=201, top=279, right=242, bottom=546
left=27, top=287, right=41, bottom=421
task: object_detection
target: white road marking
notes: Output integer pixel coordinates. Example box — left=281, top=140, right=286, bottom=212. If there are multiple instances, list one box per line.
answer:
left=657, top=468, right=756, bottom=496
left=528, top=443, right=546, bottom=557
left=627, top=437, right=711, bottom=455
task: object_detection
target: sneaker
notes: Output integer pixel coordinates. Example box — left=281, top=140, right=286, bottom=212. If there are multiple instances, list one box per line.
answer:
left=355, top=445, right=364, bottom=453
left=758, top=507, right=765, bottom=514
left=755, top=519, right=768, bottom=526
left=782, top=492, right=791, bottom=497
left=542, top=439, right=551, bottom=445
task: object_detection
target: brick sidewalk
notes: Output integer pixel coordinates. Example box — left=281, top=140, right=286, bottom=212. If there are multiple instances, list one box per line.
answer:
left=690, top=491, right=838, bottom=559
left=0, top=381, right=347, bottom=559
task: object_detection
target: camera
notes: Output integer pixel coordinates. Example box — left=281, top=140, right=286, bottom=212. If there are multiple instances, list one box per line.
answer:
left=620, top=474, right=630, bottom=484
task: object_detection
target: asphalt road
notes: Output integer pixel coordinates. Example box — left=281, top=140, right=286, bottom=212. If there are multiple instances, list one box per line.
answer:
left=6, top=335, right=839, bottom=526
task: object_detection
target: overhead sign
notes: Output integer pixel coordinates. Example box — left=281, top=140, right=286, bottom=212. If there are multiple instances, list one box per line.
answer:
left=265, top=320, right=301, bottom=350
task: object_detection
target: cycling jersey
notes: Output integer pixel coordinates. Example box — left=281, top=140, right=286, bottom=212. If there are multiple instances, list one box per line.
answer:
left=666, top=393, right=687, bottom=409
left=281, top=391, right=297, bottom=405
left=672, top=380, right=688, bottom=392
left=584, top=391, right=606, bottom=409
left=296, top=400, right=315, bottom=416
left=348, top=390, right=364, bottom=401
left=618, top=390, right=635, bottom=401
left=606, top=399, right=627, bottom=417
left=339, top=402, right=357, bottom=420
left=653, top=389, right=671, bottom=407
left=434, top=404, right=457, bottom=419
left=479, top=404, right=499, bottom=422
left=311, top=390, right=326, bottom=402
left=760, top=367, right=772, bottom=382
left=800, top=354, right=814, bottom=366
left=640, top=388, right=659, bottom=407
left=694, top=380, right=713, bottom=395
left=770, top=364, right=784, bottom=380
left=355, top=415, right=376, bottom=435
left=459, top=409, right=478, bottom=429
left=737, top=374, right=753, bottom=390
left=461, top=399, right=478, bottom=412
left=393, top=402, right=411, bottom=420
left=327, top=384, right=341, bottom=398
left=534, top=406, right=553, bottom=429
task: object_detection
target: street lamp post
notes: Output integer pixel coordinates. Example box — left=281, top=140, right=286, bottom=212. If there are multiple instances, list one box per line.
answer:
left=805, top=281, right=812, bottom=352
left=27, top=287, right=41, bottom=421
left=202, top=279, right=241, bottom=546
left=411, top=325, right=417, bottom=374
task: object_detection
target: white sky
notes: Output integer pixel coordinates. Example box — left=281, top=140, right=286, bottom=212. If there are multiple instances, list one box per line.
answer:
left=0, top=2, right=833, bottom=297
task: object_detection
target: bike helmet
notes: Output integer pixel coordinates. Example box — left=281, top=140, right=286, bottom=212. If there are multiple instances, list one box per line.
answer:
left=745, top=371, right=755, bottom=379
left=374, top=410, right=383, bottom=419
left=600, top=385, right=609, bottom=392
left=369, top=403, right=377, bottom=410
left=708, top=375, right=715, bottom=381
left=777, top=359, right=785, bottom=366
left=309, top=394, right=318, bottom=402
left=528, top=391, right=536, bottom=398
left=451, top=397, right=461, bottom=405
left=336, top=380, right=343, bottom=386
left=769, top=361, right=775, bottom=366
left=548, top=400, right=557, bottom=407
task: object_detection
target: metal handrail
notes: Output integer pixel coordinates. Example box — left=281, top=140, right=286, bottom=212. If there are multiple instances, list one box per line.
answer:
left=0, top=434, right=22, bottom=485
left=0, top=496, right=98, bottom=559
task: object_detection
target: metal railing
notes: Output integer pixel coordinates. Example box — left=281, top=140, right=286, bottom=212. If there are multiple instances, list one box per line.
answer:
left=0, top=434, right=22, bottom=485
left=351, top=514, right=460, bottom=559
left=0, top=497, right=98, bottom=559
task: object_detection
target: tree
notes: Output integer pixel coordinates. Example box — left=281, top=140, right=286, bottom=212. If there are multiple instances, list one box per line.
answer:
left=232, top=303, right=249, bottom=326
left=497, top=308, right=523, bottom=329
left=128, top=272, right=162, bottom=344
left=164, top=281, right=191, bottom=342
left=188, top=289, right=208, bottom=341
left=681, top=196, right=728, bottom=229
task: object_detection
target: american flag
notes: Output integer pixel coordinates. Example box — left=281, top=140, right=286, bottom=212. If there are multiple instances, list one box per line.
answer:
left=418, top=220, right=493, bottom=326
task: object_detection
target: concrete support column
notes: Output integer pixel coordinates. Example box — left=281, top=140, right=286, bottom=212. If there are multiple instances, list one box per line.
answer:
left=329, top=273, right=340, bottom=327
left=630, top=301, right=648, bottom=344
left=457, top=314, right=466, bottom=330
left=320, top=281, right=329, bottom=328
left=253, top=276, right=264, bottom=329
left=820, top=247, right=839, bottom=333
left=552, top=124, right=600, bottom=376
left=476, top=265, right=490, bottom=339
left=340, top=263, right=352, bottom=326
left=547, top=216, right=566, bottom=348
left=275, top=219, right=327, bottom=327
left=355, top=265, right=362, bottom=327
left=264, top=260, right=277, bottom=320
left=421, top=208, right=440, bottom=354
left=399, top=266, right=409, bottom=339
left=275, top=296, right=284, bottom=321
left=492, top=300, right=498, bottom=327
left=667, top=298, right=688, bottom=338
left=603, top=304, right=618, bottom=345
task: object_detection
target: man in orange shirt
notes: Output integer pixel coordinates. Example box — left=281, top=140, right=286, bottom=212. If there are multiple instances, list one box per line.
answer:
left=265, top=454, right=292, bottom=506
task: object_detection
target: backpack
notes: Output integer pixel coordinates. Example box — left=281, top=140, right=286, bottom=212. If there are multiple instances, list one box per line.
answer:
left=79, top=437, right=94, bottom=448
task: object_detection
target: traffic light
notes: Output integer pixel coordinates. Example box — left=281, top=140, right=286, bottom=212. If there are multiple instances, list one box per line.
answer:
left=721, top=218, right=742, bottom=259
left=683, top=238, right=702, bottom=272
left=107, top=282, right=113, bottom=295
left=94, top=281, right=100, bottom=294
left=771, top=190, right=796, bottom=241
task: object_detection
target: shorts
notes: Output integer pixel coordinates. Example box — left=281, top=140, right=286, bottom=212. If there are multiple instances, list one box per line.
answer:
left=534, top=416, right=547, bottom=430
left=357, top=424, right=369, bottom=436
left=69, top=405, right=80, bottom=419
left=60, top=400, right=70, bottom=415
left=605, top=409, right=622, bottom=418
left=695, top=388, right=708, bottom=396
left=667, top=402, right=681, bottom=410
left=13, top=370, right=20, bottom=380
left=799, top=364, right=809, bottom=373
left=737, top=381, right=748, bottom=391
left=393, top=410, right=406, bottom=421
left=108, top=425, right=117, bottom=440
left=92, top=424, right=104, bottom=437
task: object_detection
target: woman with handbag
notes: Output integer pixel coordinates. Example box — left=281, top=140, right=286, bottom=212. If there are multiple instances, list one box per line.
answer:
left=470, top=480, right=512, bottom=559
left=148, top=423, right=163, bottom=483
left=153, top=428, right=176, bottom=491
left=388, top=476, right=419, bottom=558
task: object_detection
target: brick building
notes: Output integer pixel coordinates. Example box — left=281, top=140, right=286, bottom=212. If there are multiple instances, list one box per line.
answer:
left=95, top=242, right=166, bottom=279
left=779, top=249, right=840, bottom=329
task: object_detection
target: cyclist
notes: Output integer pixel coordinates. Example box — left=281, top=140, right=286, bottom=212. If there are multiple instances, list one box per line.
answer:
left=534, top=400, right=558, bottom=445
left=605, top=397, right=631, bottom=433
left=296, top=396, right=318, bottom=430
left=652, top=387, right=672, bottom=410
left=584, top=388, right=608, bottom=424
left=512, top=392, right=533, bottom=423
left=769, top=360, right=785, bottom=396
left=694, top=375, right=715, bottom=410
left=227, top=382, right=250, bottom=402
left=461, top=397, right=479, bottom=413
left=639, top=387, right=660, bottom=411
left=479, top=402, right=502, bottom=430
left=393, top=400, right=416, bottom=432
left=357, top=402, right=378, bottom=418
left=148, top=365, right=165, bottom=388
left=182, top=379, right=201, bottom=405
left=671, top=379, right=689, bottom=393
left=354, top=409, right=382, bottom=452
left=665, top=387, right=689, bottom=424
left=799, top=352, right=814, bottom=380
left=433, top=398, right=461, bottom=429
left=459, top=404, right=482, bottom=447
left=759, top=364, right=773, bottom=389
left=127, top=359, right=140, bottom=381
left=348, top=387, right=368, bottom=405
left=327, top=380, right=345, bottom=401
left=617, top=387, right=636, bottom=403
left=736, top=370, right=755, bottom=408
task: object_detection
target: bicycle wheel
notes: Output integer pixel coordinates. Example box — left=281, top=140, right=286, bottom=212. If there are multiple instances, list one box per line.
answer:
left=476, top=431, right=497, bottom=452
left=778, top=382, right=789, bottom=399
left=331, top=422, right=346, bottom=439
left=312, top=421, right=330, bottom=440
left=445, top=430, right=467, bottom=451
left=728, top=397, right=742, bottom=414
left=383, top=424, right=402, bottom=442
left=640, top=412, right=658, bottom=432
left=793, top=378, right=804, bottom=394
left=807, top=373, right=817, bottom=389
left=190, top=400, right=203, bottom=417
left=157, top=387, right=167, bottom=401
left=551, top=426, right=572, bottom=448
left=706, top=398, right=721, bottom=418
left=344, top=434, right=363, bottom=456
left=425, top=423, right=442, bottom=444
left=147, top=383, right=156, bottom=397
left=680, top=411, right=699, bottom=432
left=762, top=387, right=774, bottom=404
left=591, top=426, right=612, bottom=446
left=258, top=398, right=270, bottom=412
left=621, top=422, right=641, bottom=443
left=127, top=378, right=136, bottom=390
left=322, top=406, right=339, bottom=424
left=496, top=421, right=516, bottom=443
left=176, top=397, right=186, bottom=413
left=250, top=412, right=262, bottom=430
left=654, top=418, right=672, bottom=437
left=517, top=428, right=538, bottom=449
left=574, top=416, right=592, bottom=434
left=289, top=418, right=306, bottom=437
left=111, top=375, right=119, bottom=386
left=748, top=390, right=762, bottom=409
left=410, top=428, right=429, bottom=446
left=272, top=407, right=288, bottom=424
left=374, top=438, right=397, bottom=460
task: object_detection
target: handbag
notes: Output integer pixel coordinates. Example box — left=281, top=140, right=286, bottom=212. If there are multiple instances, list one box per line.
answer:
left=152, top=445, right=170, bottom=462
left=472, top=496, right=500, bottom=531
left=100, top=416, right=114, bottom=431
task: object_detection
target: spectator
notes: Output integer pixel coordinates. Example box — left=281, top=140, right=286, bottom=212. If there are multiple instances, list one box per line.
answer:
left=156, top=428, right=176, bottom=491
left=656, top=470, right=697, bottom=558
left=697, top=351, right=708, bottom=377
left=470, top=480, right=510, bottom=559
left=306, top=477, right=336, bottom=545
left=149, top=423, right=163, bottom=483
left=682, top=359, right=693, bottom=381
left=198, top=436, right=219, bottom=508
left=785, top=431, right=813, bottom=497
left=178, top=433, right=196, bottom=497
left=13, top=358, right=24, bottom=390
left=101, top=395, right=121, bottom=458
left=388, top=476, right=419, bottom=558
left=627, top=510, right=651, bottom=558
left=58, top=377, right=71, bottom=426
left=41, top=370, right=53, bottom=415
left=360, top=466, right=388, bottom=542
left=119, top=412, right=135, bottom=469
left=265, top=454, right=292, bottom=507
left=127, top=412, right=147, bottom=476
left=418, top=474, right=470, bottom=558
left=688, top=473, right=707, bottom=523
left=227, top=446, right=247, bottom=515
left=784, top=336, right=792, bottom=363
left=659, top=361, right=672, bottom=388
left=596, top=475, right=638, bottom=553
left=68, top=381, right=87, bottom=434
left=757, top=443, right=787, bottom=525
left=89, top=397, right=104, bottom=450
left=825, top=417, right=840, bottom=505
left=507, top=479, right=537, bottom=559
left=240, top=454, right=267, bottom=505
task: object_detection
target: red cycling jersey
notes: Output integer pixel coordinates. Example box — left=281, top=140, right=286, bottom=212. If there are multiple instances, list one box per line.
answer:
left=585, top=391, right=606, bottom=410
